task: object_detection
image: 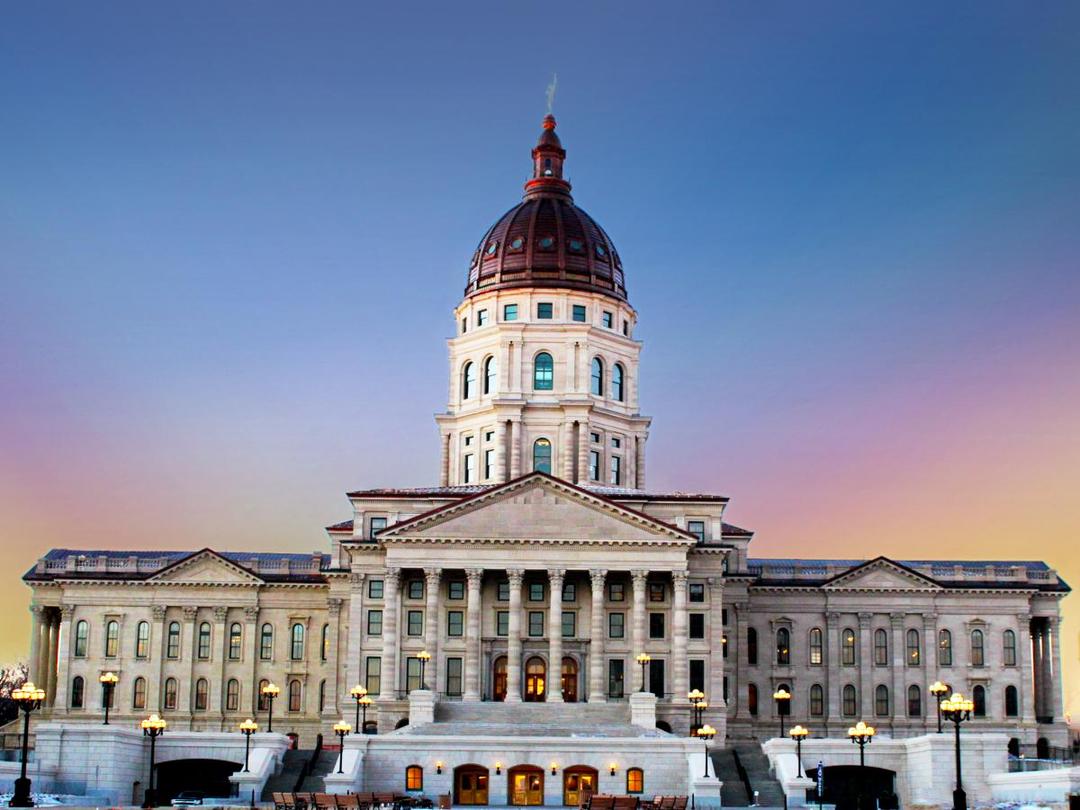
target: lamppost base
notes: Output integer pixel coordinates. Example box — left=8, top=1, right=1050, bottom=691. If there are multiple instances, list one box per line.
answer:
left=952, top=788, right=966, bottom=810
left=9, top=777, right=35, bottom=807
left=142, top=788, right=158, bottom=809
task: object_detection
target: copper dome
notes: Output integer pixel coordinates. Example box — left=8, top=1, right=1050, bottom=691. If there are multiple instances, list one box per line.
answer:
left=465, top=116, right=627, bottom=302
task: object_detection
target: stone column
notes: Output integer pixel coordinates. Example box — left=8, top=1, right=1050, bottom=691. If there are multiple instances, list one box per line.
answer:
left=505, top=569, right=524, bottom=703
left=495, top=422, right=507, bottom=483
left=890, top=613, right=905, bottom=724
left=577, top=422, right=589, bottom=485
left=324, top=599, right=343, bottom=715
left=213, top=606, right=228, bottom=717
left=1035, top=624, right=1049, bottom=718
left=53, top=605, right=75, bottom=711
left=440, top=433, right=451, bottom=487
left=1016, top=614, right=1036, bottom=724
left=672, top=571, right=689, bottom=702
left=183, top=607, right=199, bottom=713
left=631, top=571, right=648, bottom=668
left=733, top=603, right=749, bottom=720
left=707, top=578, right=726, bottom=715
left=345, top=574, right=365, bottom=702
left=43, top=613, right=58, bottom=705
left=244, top=606, right=259, bottom=715
left=635, top=435, right=646, bottom=489
left=825, top=612, right=840, bottom=731
left=548, top=569, right=565, bottom=702
left=424, top=568, right=442, bottom=692
left=380, top=567, right=401, bottom=699
left=510, top=420, right=522, bottom=478
left=858, top=613, right=873, bottom=719
left=463, top=568, right=484, bottom=702
left=27, top=605, right=45, bottom=688
left=559, top=423, right=573, bottom=481
left=1048, top=616, right=1064, bottom=722
left=922, top=613, right=938, bottom=731
left=588, top=569, right=607, bottom=703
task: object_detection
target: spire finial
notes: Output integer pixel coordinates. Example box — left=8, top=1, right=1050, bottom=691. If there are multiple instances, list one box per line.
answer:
left=545, top=73, right=558, bottom=115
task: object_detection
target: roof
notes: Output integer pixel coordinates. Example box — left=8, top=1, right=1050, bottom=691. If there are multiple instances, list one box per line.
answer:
left=346, top=482, right=729, bottom=503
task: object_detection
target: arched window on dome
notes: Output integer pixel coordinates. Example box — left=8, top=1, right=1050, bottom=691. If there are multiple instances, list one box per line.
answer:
left=483, top=357, right=497, bottom=395
left=534, top=353, right=553, bottom=391
left=612, top=363, right=625, bottom=402
left=533, top=439, right=552, bottom=474
left=462, top=362, right=476, bottom=400
left=591, top=357, right=604, bottom=396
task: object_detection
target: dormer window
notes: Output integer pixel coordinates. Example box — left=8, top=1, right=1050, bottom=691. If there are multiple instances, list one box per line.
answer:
left=537, top=235, right=556, bottom=252
left=595, top=243, right=608, bottom=260
left=544, top=158, right=553, bottom=176
left=568, top=239, right=585, bottom=254
left=485, top=241, right=499, bottom=258
left=508, top=236, right=525, bottom=252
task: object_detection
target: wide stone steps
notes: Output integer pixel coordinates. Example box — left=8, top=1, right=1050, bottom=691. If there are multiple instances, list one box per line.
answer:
left=711, top=749, right=752, bottom=806
left=733, top=744, right=786, bottom=807
left=299, top=750, right=342, bottom=792
left=434, top=701, right=629, bottom=726
left=261, top=749, right=311, bottom=799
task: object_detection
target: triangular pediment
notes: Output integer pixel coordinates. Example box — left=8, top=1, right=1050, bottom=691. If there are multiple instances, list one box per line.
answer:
left=824, top=557, right=940, bottom=592
left=149, top=549, right=263, bottom=585
left=379, top=473, right=695, bottom=545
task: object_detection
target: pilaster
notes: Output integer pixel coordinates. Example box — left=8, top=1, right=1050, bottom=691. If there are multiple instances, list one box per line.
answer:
left=588, top=569, right=607, bottom=703
left=505, top=568, right=524, bottom=703
left=463, top=568, right=483, bottom=702
left=548, top=569, right=565, bottom=702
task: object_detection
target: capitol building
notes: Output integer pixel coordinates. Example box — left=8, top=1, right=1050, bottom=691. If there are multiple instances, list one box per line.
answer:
left=17, top=115, right=1070, bottom=807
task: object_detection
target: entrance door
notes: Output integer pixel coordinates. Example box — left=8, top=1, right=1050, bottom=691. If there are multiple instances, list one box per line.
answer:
left=493, top=656, right=508, bottom=702
left=649, top=658, right=665, bottom=698
left=525, top=656, right=546, bottom=702
left=563, top=767, right=598, bottom=806
left=561, top=657, right=579, bottom=703
left=455, top=766, right=490, bottom=806
left=509, top=766, right=544, bottom=806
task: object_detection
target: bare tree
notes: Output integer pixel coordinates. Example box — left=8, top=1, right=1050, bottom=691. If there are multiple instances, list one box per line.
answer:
left=0, top=662, right=30, bottom=726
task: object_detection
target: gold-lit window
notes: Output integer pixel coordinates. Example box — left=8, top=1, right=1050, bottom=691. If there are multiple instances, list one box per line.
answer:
left=406, top=765, right=423, bottom=791
left=626, top=768, right=644, bottom=794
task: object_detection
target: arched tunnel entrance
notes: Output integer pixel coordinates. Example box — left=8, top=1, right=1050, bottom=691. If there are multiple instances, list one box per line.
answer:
left=156, top=759, right=242, bottom=803
left=816, top=765, right=898, bottom=810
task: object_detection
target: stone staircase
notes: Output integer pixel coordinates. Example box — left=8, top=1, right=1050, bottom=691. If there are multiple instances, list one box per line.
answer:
left=732, top=744, right=785, bottom=807
left=298, top=750, right=342, bottom=792
left=711, top=749, right=752, bottom=806
left=434, top=700, right=629, bottom=725
left=261, top=749, right=311, bottom=800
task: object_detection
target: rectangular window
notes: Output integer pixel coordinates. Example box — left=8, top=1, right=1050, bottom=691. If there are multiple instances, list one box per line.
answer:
left=623, top=320, right=629, bottom=336
left=689, top=613, right=705, bottom=639
left=602, top=311, right=613, bottom=329
left=463, top=435, right=472, bottom=448
left=609, top=612, right=625, bottom=638
left=367, top=610, right=383, bottom=636
left=528, top=611, right=544, bottom=637
left=610, top=456, right=622, bottom=485
left=503, top=303, right=518, bottom=321
left=461, top=317, right=467, bottom=334
left=608, top=582, right=625, bottom=602
left=445, top=658, right=463, bottom=697
left=687, top=520, right=706, bottom=541
left=485, top=430, right=494, bottom=442
left=562, top=611, right=576, bottom=638
left=537, top=302, right=553, bottom=319
left=448, top=580, right=465, bottom=600
left=589, top=451, right=600, bottom=481
left=722, top=633, right=729, bottom=658
left=369, top=518, right=387, bottom=540
left=405, top=657, right=422, bottom=693
left=368, top=579, right=384, bottom=599
left=406, top=610, right=423, bottom=637
left=407, top=580, right=424, bottom=600
left=464, top=452, right=475, bottom=483
left=689, top=583, right=705, bottom=602
left=365, top=657, right=381, bottom=696
left=611, top=436, right=621, bottom=448
left=562, top=582, right=576, bottom=602
left=528, top=582, right=544, bottom=602
left=590, top=431, right=601, bottom=444
left=447, top=610, right=464, bottom=637
left=497, top=580, right=509, bottom=601
left=689, top=659, right=706, bottom=693
left=496, top=610, right=509, bottom=637
left=649, top=658, right=665, bottom=698
left=722, top=608, right=729, bottom=625
left=483, top=449, right=494, bottom=480
left=649, top=613, right=665, bottom=639
left=477, top=309, right=488, bottom=326
left=572, top=304, right=587, bottom=322
left=648, top=582, right=666, bottom=602
left=608, top=659, right=625, bottom=699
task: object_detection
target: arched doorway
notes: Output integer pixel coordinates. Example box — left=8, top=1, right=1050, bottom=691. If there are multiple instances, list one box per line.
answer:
left=493, top=656, right=508, bottom=702
left=561, top=657, right=579, bottom=703
left=155, top=759, right=241, bottom=804
left=525, top=656, right=546, bottom=702
left=563, top=766, right=598, bottom=806
left=454, top=765, right=490, bottom=806
left=819, top=765, right=897, bottom=810
left=508, top=765, right=544, bottom=806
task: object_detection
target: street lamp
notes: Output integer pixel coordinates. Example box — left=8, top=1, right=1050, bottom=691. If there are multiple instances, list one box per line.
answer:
left=789, top=725, right=809, bottom=777
left=940, top=692, right=974, bottom=810
left=698, top=724, right=717, bottom=778
left=260, top=683, right=280, bottom=733
left=357, top=695, right=373, bottom=734
left=239, top=719, right=258, bottom=773
left=418, top=650, right=431, bottom=690
left=694, top=700, right=709, bottom=735
left=688, top=689, right=705, bottom=733
left=773, top=688, right=792, bottom=738
left=8, top=681, right=46, bottom=808
left=333, top=721, right=352, bottom=774
left=847, top=721, right=875, bottom=767
left=636, top=653, right=651, bottom=692
left=349, top=684, right=368, bottom=730
left=929, top=681, right=950, bottom=734
left=99, top=672, right=119, bottom=725
left=141, top=713, right=167, bottom=808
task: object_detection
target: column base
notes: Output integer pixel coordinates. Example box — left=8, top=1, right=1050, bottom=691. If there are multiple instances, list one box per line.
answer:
left=587, top=694, right=607, bottom=704
left=462, top=692, right=481, bottom=703
left=548, top=694, right=563, bottom=703
left=505, top=694, right=522, bottom=704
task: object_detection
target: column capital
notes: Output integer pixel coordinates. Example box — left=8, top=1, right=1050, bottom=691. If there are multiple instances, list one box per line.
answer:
left=243, top=606, right=259, bottom=621
left=182, top=606, right=199, bottom=621
left=424, top=567, right=443, bottom=584
left=858, top=612, right=873, bottom=627
left=29, top=604, right=48, bottom=617
left=327, top=598, right=344, bottom=616
left=60, top=604, right=75, bottom=620
left=466, top=568, right=484, bottom=586
left=350, top=572, right=366, bottom=587
left=507, top=568, right=525, bottom=587
left=672, top=570, right=689, bottom=587
left=152, top=605, right=168, bottom=621
left=589, top=569, right=608, bottom=588
left=1016, top=613, right=1031, bottom=625
left=890, top=612, right=905, bottom=626
left=547, top=568, right=566, bottom=582
left=213, top=606, right=229, bottom=622
left=384, top=566, right=402, bottom=585
left=922, top=612, right=937, bottom=623
left=631, top=569, right=649, bottom=583
left=826, top=611, right=840, bottom=626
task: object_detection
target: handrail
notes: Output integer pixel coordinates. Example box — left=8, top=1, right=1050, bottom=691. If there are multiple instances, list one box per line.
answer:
left=731, top=749, right=753, bottom=805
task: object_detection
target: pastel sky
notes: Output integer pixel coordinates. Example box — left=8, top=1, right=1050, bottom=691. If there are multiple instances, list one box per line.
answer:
left=2, top=3, right=1077, bottom=714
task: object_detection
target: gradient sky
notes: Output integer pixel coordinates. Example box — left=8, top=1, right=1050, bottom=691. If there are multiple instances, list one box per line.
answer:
left=2, top=2, right=1078, bottom=714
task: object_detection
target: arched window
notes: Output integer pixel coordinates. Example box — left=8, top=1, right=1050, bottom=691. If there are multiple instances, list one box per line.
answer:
left=971, top=629, right=985, bottom=667
left=533, top=352, right=554, bottom=390
left=875, top=684, right=889, bottom=716
left=612, top=363, right=625, bottom=402
left=70, top=676, right=85, bottom=708
left=288, top=679, right=302, bottom=712
left=483, top=357, right=497, bottom=395
left=873, top=628, right=888, bottom=665
left=809, top=628, right=823, bottom=666
left=532, top=438, right=552, bottom=474
left=462, top=361, right=476, bottom=400
left=747, top=627, right=758, bottom=665
left=842, top=629, right=856, bottom=666
left=74, top=620, right=88, bottom=658
left=842, top=685, right=857, bottom=716
left=105, top=620, right=119, bottom=658
left=809, top=684, right=824, bottom=717
left=973, top=684, right=986, bottom=717
left=257, top=679, right=270, bottom=711
left=626, top=768, right=644, bottom=794
left=405, top=765, right=424, bottom=791
left=318, top=679, right=326, bottom=712
left=132, top=676, right=147, bottom=710
left=591, top=357, right=604, bottom=396
left=748, top=683, right=759, bottom=716
left=226, top=679, right=240, bottom=711
left=197, top=622, right=211, bottom=659
left=1004, top=685, right=1018, bottom=717
left=135, top=621, right=150, bottom=659
left=260, top=623, right=273, bottom=660
left=907, top=685, right=922, bottom=717
left=194, top=678, right=209, bottom=711
left=321, top=623, right=330, bottom=662
left=907, top=628, right=920, bottom=666
left=939, top=629, right=953, bottom=666
left=290, top=623, right=305, bottom=660
left=167, top=621, right=181, bottom=659
left=1003, top=630, right=1017, bottom=666
left=776, top=628, right=790, bottom=665
left=163, top=678, right=178, bottom=710
left=229, top=623, right=242, bottom=660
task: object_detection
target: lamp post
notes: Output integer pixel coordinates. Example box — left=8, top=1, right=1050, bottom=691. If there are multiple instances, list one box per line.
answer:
left=636, top=654, right=651, bottom=692
left=99, top=672, right=119, bottom=725
left=694, top=700, right=708, bottom=735
left=698, top=724, right=716, bottom=778
left=239, top=719, right=258, bottom=773
left=940, top=692, right=974, bottom=810
left=418, top=650, right=431, bottom=690
left=333, top=721, right=352, bottom=774
left=260, top=683, right=280, bottom=733
left=350, top=684, right=368, bottom=730
left=773, top=688, right=792, bottom=739
left=8, top=681, right=46, bottom=808
left=929, top=681, right=950, bottom=734
left=848, top=720, right=875, bottom=810
left=141, top=713, right=167, bottom=808
left=358, top=695, right=373, bottom=734
left=688, top=689, right=705, bottom=733
left=790, top=725, right=809, bottom=777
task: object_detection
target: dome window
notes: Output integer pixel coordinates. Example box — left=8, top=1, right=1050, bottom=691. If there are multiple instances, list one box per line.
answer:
left=594, top=243, right=608, bottom=260
left=537, top=235, right=556, bottom=252
left=567, top=239, right=585, bottom=254
left=509, top=236, right=526, bottom=252
left=485, top=241, right=499, bottom=258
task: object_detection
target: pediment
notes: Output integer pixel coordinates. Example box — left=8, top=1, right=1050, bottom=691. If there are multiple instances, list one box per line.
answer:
left=824, top=558, right=940, bottom=592
left=149, top=550, right=263, bottom=585
left=379, top=474, right=694, bottom=545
